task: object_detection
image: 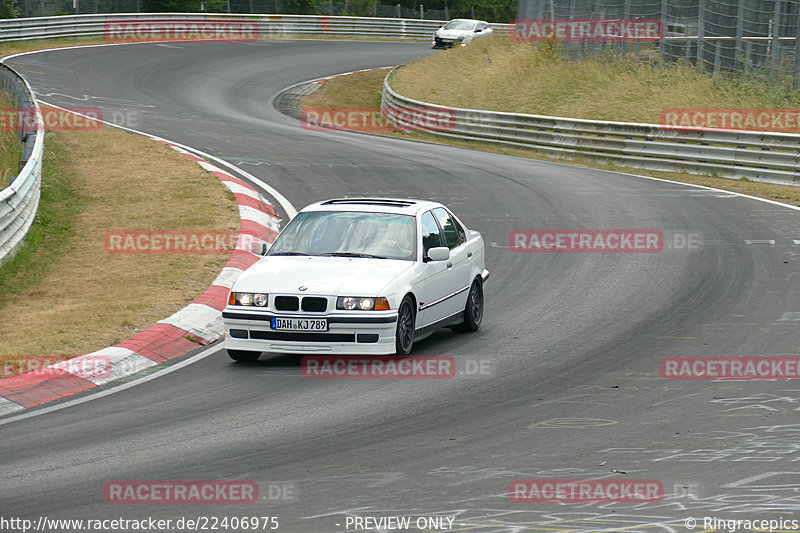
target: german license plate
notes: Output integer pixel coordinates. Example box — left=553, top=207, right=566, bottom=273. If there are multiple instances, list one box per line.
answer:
left=271, top=317, right=328, bottom=331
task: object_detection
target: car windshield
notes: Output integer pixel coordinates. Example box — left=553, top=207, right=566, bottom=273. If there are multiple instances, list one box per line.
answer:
left=268, top=211, right=416, bottom=261
left=443, top=20, right=476, bottom=30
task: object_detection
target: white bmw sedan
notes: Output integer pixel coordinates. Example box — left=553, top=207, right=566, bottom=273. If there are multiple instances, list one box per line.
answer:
left=222, top=198, right=488, bottom=360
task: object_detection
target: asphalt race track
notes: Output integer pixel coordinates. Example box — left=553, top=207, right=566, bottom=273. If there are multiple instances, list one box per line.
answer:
left=2, top=40, right=800, bottom=532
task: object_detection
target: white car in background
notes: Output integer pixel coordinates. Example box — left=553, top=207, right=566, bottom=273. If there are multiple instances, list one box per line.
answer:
left=432, top=19, right=493, bottom=49
left=222, top=198, right=488, bottom=360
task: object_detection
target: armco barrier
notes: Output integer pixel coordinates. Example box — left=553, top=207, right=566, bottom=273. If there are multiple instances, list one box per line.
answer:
left=0, top=64, right=44, bottom=265
left=0, top=13, right=511, bottom=42
left=381, top=68, right=800, bottom=186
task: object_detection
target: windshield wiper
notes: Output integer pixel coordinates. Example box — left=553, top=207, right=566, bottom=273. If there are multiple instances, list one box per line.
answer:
left=269, top=252, right=317, bottom=256
left=320, top=252, right=388, bottom=259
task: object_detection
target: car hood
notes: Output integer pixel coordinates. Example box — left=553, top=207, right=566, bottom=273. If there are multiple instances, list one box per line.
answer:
left=435, top=28, right=474, bottom=38
left=233, top=255, right=414, bottom=296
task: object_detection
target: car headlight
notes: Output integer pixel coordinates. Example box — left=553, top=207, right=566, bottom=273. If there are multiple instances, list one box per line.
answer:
left=337, top=296, right=390, bottom=311
left=229, top=291, right=269, bottom=307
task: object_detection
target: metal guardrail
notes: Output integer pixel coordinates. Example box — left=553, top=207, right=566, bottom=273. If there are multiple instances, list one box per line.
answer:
left=381, top=68, right=800, bottom=186
left=0, top=13, right=512, bottom=42
left=0, top=64, right=44, bottom=265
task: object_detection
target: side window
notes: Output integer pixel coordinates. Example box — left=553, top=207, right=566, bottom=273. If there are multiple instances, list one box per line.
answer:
left=420, top=211, right=444, bottom=256
left=477, top=23, right=488, bottom=31
left=433, top=207, right=465, bottom=249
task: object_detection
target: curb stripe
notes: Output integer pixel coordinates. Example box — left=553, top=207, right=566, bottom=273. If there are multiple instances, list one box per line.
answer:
left=240, top=205, right=281, bottom=233
left=219, top=175, right=259, bottom=192
left=225, top=249, right=262, bottom=271
left=192, top=284, right=231, bottom=311
left=157, top=303, right=223, bottom=343
left=234, top=193, right=280, bottom=217
left=240, top=219, right=279, bottom=243
left=0, top=370, right=97, bottom=409
left=52, top=347, right=157, bottom=386
left=0, top=397, right=24, bottom=416
left=224, top=181, right=261, bottom=198
left=211, top=266, right=244, bottom=289
left=116, top=323, right=206, bottom=363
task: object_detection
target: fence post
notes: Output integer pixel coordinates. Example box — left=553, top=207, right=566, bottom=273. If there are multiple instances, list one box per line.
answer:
left=713, top=40, right=722, bottom=74
left=770, top=0, right=782, bottom=82
left=621, top=0, right=630, bottom=58
left=697, top=0, right=705, bottom=70
left=659, top=0, right=668, bottom=57
left=734, top=0, right=744, bottom=71
left=745, top=40, right=752, bottom=73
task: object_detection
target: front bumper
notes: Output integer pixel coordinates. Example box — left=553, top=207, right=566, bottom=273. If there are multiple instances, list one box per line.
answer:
left=432, top=36, right=460, bottom=48
left=222, top=308, right=399, bottom=355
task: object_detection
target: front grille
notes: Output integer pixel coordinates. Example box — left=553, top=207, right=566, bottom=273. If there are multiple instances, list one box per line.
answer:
left=274, top=296, right=299, bottom=311
left=249, top=331, right=355, bottom=342
left=301, top=297, right=327, bottom=312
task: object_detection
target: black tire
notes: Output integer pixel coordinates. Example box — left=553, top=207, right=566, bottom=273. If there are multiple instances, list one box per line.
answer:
left=455, top=278, right=483, bottom=333
left=395, top=296, right=416, bottom=355
left=227, top=350, right=261, bottom=362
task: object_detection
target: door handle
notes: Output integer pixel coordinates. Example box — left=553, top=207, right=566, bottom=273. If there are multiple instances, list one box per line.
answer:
left=447, top=262, right=453, bottom=268
left=467, top=251, right=473, bottom=258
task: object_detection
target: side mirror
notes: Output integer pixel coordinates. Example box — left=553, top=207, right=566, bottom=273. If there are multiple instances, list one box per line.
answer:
left=426, top=246, right=450, bottom=262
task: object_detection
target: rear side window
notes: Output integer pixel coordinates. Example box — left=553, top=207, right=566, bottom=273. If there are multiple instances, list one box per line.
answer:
left=420, top=211, right=444, bottom=255
left=433, top=207, right=465, bottom=249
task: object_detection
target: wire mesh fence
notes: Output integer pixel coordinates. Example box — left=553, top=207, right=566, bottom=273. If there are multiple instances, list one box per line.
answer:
left=516, top=0, right=800, bottom=83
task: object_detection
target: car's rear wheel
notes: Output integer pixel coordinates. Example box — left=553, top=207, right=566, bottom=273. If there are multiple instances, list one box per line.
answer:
left=455, top=278, right=483, bottom=332
left=227, top=350, right=261, bottom=362
left=395, top=296, right=416, bottom=355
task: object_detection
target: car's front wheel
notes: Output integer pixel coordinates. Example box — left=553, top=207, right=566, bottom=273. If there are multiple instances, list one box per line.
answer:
left=395, top=296, right=416, bottom=355
left=455, top=278, right=483, bottom=332
left=227, top=350, right=261, bottom=362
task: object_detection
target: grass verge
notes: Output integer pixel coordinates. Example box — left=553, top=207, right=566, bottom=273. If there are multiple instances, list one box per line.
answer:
left=390, top=35, right=800, bottom=123
left=0, top=106, right=238, bottom=367
left=301, top=52, right=800, bottom=208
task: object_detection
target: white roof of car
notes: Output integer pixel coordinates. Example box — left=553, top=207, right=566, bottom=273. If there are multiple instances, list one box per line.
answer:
left=446, top=18, right=488, bottom=24
left=301, top=198, right=445, bottom=216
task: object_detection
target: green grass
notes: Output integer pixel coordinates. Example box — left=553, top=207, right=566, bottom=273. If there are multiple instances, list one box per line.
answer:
left=391, top=35, right=800, bottom=124
left=0, top=132, right=82, bottom=306
left=0, top=91, right=22, bottom=186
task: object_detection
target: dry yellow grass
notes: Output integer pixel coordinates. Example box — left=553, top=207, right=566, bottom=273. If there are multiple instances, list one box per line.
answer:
left=304, top=69, right=389, bottom=109
left=0, top=107, right=238, bottom=360
left=391, top=35, right=800, bottom=124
